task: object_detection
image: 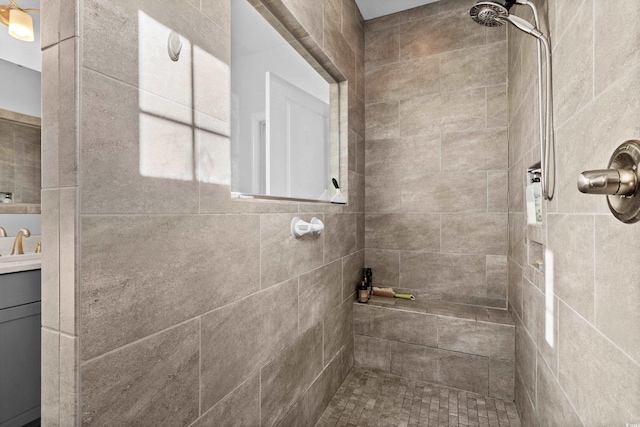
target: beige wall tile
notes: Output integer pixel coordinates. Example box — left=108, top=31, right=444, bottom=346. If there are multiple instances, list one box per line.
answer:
left=191, top=374, right=260, bottom=427
left=324, top=298, right=354, bottom=363
left=390, top=341, right=489, bottom=395
left=365, top=101, right=399, bottom=140
left=364, top=25, right=399, bottom=70
left=441, top=213, right=507, bottom=255
left=486, top=255, right=508, bottom=298
left=354, top=304, right=438, bottom=347
left=558, top=301, right=640, bottom=425
left=488, top=171, right=508, bottom=213
left=440, top=42, right=507, bottom=92
left=594, top=0, right=640, bottom=95
left=261, top=323, right=324, bottom=427
left=400, top=252, right=487, bottom=297
left=354, top=334, right=391, bottom=371
left=364, top=249, right=399, bottom=288
left=365, top=56, right=439, bottom=104
left=299, top=261, right=343, bottom=334
left=437, top=317, right=515, bottom=361
left=535, top=356, right=582, bottom=427
left=343, top=250, right=364, bottom=299
left=80, top=214, right=260, bottom=360
left=366, top=213, right=440, bottom=251
left=547, top=214, right=595, bottom=321
left=81, top=320, right=200, bottom=426
left=489, top=359, right=515, bottom=401
left=402, top=172, right=488, bottom=213
left=41, top=329, right=60, bottom=427
left=400, top=11, right=486, bottom=60
left=442, top=129, right=508, bottom=172
left=200, top=279, right=297, bottom=410
left=324, top=214, right=357, bottom=262
left=41, top=190, right=60, bottom=330
left=486, top=84, right=508, bottom=128
left=365, top=136, right=440, bottom=179
left=595, top=216, right=640, bottom=363
left=278, top=352, right=344, bottom=427
left=260, top=213, right=324, bottom=289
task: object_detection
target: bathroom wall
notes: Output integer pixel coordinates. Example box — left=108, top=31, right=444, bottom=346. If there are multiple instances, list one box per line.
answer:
left=507, top=0, right=640, bottom=425
left=40, top=0, right=364, bottom=425
left=363, top=0, right=509, bottom=308
left=0, top=60, right=42, bottom=118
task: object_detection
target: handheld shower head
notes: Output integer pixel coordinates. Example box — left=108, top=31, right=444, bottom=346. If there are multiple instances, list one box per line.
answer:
left=469, top=1, right=509, bottom=27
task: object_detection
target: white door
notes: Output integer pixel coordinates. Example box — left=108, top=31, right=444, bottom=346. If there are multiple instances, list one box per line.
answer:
left=266, top=71, right=329, bottom=200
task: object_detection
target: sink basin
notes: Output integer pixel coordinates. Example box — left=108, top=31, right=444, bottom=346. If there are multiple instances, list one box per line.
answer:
left=0, top=253, right=42, bottom=274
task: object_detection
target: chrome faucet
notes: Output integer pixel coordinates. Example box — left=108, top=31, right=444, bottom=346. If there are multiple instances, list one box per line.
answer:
left=11, top=228, right=31, bottom=255
left=0, top=227, right=6, bottom=237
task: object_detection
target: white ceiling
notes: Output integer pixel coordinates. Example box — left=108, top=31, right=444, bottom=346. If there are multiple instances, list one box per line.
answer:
left=355, top=0, right=440, bottom=20
left=0, top=0, right=41, bottom=71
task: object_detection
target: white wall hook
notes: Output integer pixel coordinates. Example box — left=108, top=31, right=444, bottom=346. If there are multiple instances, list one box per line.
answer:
left=291, top=217, right=324, bottom=237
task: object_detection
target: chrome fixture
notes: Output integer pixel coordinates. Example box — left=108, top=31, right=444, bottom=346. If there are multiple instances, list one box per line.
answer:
left=0, top=227, right=6, bottom=237
left=578, top=140, right=640, bottom=223
left=470, top=0, right=555, bottom=200
left=291, top=217, right=324, bottom=238
left=11, top=228, right=30, bottom=255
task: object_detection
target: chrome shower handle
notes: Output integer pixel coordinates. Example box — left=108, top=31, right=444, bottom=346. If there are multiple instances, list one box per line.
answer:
left=577, top=169, right=637, bottom=196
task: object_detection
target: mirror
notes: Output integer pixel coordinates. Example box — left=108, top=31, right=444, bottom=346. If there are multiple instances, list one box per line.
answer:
left=230, top=0, right=339, bottom=202
left=0, top=109, right=41, bottom=208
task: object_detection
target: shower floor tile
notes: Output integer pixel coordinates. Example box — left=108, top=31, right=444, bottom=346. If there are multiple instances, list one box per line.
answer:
left=315, top=368, right=521, bottom=427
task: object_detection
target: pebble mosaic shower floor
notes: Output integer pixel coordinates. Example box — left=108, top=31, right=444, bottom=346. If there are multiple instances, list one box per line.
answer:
left=316, top=368, right=521, bottom=427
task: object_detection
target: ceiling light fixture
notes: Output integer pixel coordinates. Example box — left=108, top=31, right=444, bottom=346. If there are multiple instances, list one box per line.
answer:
left=0, top=0, right=39, bottom=42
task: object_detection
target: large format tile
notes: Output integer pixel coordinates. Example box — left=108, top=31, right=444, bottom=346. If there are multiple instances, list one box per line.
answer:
left=191, top=374, right=260, bottom=427
left=535, top=356, right=582, bottom=427
left=278, top=353, right=343, bottom=427
left=364, top=249, right=399, bottom=288
left=441, top=213, right=508, bottom=255
left=82, top=0, right=229, bottom=89
left=489, top=358, right=514, bottom=401
left=552, top=1, right=593, bottom=126
left=299, top=261, right=342, bottom=334
left=546, top=214, right=594, bottom=322
left=80, top=69, right=200, bottom=214
left=595, top=215, right=640, bottom=363
left=593, top=0, right=640, bottom=95
left=400, top=252, right=487, bottom=297
left=365, top=136, right=440, bottom=179
left=260, top=213, right=323, bottom=289
left=558, top=302, right=640, bottom=425
left=41, top=329, right=59, bottom=427
left=324, top=214, right=357, bottom=263
left=324, top=299, right=354, bottom=363
left=342, top=250, right=364, bottom=299
left=200, top=279, right=297, bottom=410
left=354, top=304, right=438, bottom=347
left=437, top=317, right=514, bottom=361
left=261, top=324, right=324, bottom=427
left=399, top=10, right=486, bottom=60
left=364, top=25, right=399, bottom=70
left=401, top=171, right=488, bottom=213
left=365, top=101, right=399, bottom=140
left=365, top=213, right=440, bottom=251
left=439, top=42, right=507, bottom=92
left=80, top=214, right=260, bottom=360
left=354, top=334, right=391, bottom=372
left=390, top=341, right=489, bottom=395
left=81, top=320, right=199, bottom=427
left=365, top=56, right=439, bottom=104
left=441, top=129, right=508, bottom=172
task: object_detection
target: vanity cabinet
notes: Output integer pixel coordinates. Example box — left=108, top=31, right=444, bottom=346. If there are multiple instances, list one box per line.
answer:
left=0, top=270, right=41, bottom=427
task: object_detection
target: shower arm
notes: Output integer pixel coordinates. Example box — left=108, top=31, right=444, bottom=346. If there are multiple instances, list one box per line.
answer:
left=500, top=10, right=555, bottom=200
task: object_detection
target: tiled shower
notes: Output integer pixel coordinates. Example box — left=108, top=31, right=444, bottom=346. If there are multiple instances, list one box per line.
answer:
left=36, top=0, right=640, bottom=426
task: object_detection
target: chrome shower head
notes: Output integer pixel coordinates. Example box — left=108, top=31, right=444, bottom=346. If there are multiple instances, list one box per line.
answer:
left=469, top=1, right=509, bottom=27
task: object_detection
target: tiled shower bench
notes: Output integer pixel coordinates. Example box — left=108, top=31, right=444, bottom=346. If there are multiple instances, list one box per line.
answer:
left=353, top=297, right=515, bottom=401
